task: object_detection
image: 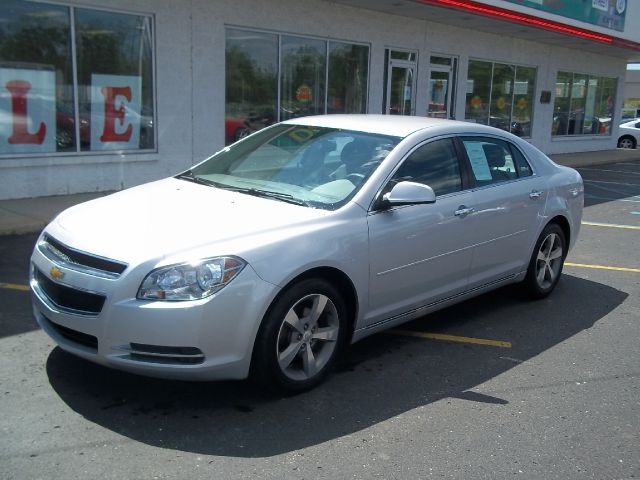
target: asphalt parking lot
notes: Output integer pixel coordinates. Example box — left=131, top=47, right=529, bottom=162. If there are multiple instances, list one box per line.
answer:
left=1, top=160, right=638, bottom=480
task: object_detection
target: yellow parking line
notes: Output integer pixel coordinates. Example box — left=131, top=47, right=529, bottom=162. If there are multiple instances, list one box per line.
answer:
left=565, top=262, right=640, bottom=273
left=0, top=282, right=30, bottom=292
left=581, top=221, right=640, bottom=230
left=389, top=330, right=512, bottom=348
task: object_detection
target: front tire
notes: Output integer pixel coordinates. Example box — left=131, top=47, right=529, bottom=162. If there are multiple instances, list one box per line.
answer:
left=251, top=278, right=347, bottom=394
left=523, top=223, right=567, bottom=299
left=618, top=136, right=636, bottom=149
left=234, top=127, right=250, bottom=142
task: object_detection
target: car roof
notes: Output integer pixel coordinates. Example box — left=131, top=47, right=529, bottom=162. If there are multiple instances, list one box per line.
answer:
left=621, top=119, right=640, bottom=127
left=281, top=114, right=502, bottom=138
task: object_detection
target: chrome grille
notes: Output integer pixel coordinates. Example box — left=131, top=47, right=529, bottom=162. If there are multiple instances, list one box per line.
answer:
left=38, top=235, right=127, bottom=279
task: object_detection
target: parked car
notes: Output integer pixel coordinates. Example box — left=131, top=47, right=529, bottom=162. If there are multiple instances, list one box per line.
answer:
left=30, top=115, right=583, bottom=393
left=617, top=119, right=640, bottom=149
left=224, top=117, right=251, bottom=145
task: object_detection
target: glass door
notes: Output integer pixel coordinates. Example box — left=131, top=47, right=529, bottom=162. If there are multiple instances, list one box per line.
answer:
left=428, top=68, right=451, bottom=118
left=428, top=55, right=457, bottom=119
left=384, top=50, right=417, bottom=115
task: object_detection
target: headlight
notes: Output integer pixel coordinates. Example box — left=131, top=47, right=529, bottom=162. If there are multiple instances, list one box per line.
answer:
left=137, top=256, right=246, bottom=301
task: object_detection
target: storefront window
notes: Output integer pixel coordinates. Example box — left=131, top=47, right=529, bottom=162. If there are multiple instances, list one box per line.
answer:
left=552, top=71, right=616, bottom=136
left=0, top=0, right=74, bottom=154
left=513, top=66, right=535, bottom=137
left=75, top=9, right=154, bottom=151
left=0, top=1, right=155, bottom=156
left=281, top=36, right=326, bottom=121
left=465, top=60, right=492, bottom=126
left=225, top=28, right=369, bottom=145
left=489, top=63, right=514, bottom=131
left=225, top=29, right=278, bottom=145
left=465, top=59, right=536, bottom=137
left=328, top=42, right=368, bottom=114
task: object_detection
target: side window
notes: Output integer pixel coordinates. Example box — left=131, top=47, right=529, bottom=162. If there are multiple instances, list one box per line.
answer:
left=391, top=138, right=462, bottom=196
left=509, top=144, right=533, bottom=177
left=461, top=137, right=518, bottom=186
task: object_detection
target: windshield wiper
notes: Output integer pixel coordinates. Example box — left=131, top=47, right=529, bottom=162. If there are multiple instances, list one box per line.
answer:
left=175, top=171, right=221, bottom=188
left=228, top=187, right=309, bottom=206
left=176, top=173, right=309, bottom=206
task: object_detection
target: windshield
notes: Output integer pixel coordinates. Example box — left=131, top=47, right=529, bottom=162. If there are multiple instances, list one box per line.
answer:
left=182, top=124, right=401, bottom=210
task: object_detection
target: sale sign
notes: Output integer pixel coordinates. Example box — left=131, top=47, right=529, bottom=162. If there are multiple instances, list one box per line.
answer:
left=0, top=68, right=56, bottom=154
left=90, top=74, right=141, bottom=151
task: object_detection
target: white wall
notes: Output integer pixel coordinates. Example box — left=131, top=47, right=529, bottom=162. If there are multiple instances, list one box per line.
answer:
left=625, top=70, right=640, bottom=99
left=0, top=0, right=630, bottom=199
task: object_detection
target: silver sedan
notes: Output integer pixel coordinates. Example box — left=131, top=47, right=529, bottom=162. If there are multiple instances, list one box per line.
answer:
left=30, top=115, right=583, bottom=393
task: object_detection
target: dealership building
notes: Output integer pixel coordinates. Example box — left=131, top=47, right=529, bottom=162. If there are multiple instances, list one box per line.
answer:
left=1, top=0, right=639, bottom=200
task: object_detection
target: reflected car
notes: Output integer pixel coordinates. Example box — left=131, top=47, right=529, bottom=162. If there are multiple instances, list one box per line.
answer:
left=617, top=119, right=640, bottom=149
left=30, top=115, right=583, bottom=393
left=224, top=117, right=251, bottom=145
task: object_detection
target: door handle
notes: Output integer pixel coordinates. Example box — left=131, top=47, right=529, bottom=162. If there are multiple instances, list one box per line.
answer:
left=454, top=205, right=474, bottom=217
left=529, top=190, right=544, bottom=199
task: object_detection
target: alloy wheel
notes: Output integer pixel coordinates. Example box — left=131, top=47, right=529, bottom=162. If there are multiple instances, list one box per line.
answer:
left=618, top=137, right=635, bottom=149
left=535, top=233, right=564, bottom=290
left=276, top=293, right=340, bottom=381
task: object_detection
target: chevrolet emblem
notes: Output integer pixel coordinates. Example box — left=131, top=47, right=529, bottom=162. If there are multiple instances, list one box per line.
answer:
left=50, top=266, right=64, bottom=280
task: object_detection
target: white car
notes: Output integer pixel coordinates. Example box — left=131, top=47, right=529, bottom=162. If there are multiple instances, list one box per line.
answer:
left=617, top=119, right=640, bottom=149
left=30, top=115, right=583, bottom=392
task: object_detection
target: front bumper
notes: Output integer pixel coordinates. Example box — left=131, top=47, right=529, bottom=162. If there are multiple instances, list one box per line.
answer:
left=30, top=241, right=279, bottom=381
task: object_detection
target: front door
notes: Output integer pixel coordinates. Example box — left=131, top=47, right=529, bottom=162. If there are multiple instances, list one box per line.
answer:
left=365, top=137, right=474, bottom=327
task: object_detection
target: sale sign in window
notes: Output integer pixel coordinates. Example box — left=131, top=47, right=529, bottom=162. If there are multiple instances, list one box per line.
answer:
left=90, top=74, right=141, bottom=151
left=0, top=68, right=56, bottom=154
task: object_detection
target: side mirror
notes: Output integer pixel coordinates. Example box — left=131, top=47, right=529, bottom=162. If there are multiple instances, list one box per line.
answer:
left=380, top=181, right=436, bottom=208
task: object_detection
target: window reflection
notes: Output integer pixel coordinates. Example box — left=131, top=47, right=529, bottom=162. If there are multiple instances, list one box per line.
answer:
left=465, top=60, right=536, bottom=137
left=465, top=60, right=492, bottom=126
left=328, top=42, right=368, bottom=114
left=0, top=0, right=74, bottom=154
left=280, top=36, right=326, bottom=121
left=552, top=71, right=616, bottom=136
left=392, top=139, right=461, bottom=196
left=489, top=63, right=514, bottom=132
left=513, top=66, right=535, bottom=137
left=225, top=29, right=277, bottom=145
left=225, top=28, right=369, bottom=145
left=75, top=9, right=154, bottom=151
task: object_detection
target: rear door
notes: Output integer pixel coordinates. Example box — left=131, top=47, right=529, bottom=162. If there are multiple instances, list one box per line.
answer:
left=458, top=136, right=548, bottom=288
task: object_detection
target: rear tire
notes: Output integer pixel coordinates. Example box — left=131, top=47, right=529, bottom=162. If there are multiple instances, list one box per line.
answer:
left=251, top=278, right=347, bottom=394
left=523, top=223, right=566, bottom=299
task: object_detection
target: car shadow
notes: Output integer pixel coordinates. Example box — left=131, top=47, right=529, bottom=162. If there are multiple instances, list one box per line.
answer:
left=46, top=274, right=627, bottom=458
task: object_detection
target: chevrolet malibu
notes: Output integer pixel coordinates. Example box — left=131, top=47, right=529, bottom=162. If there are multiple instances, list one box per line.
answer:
left=30, top=115, right=583, bottom=392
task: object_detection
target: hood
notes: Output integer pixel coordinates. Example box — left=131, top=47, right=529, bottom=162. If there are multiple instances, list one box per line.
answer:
left=47, top=178, right=330, bottom=265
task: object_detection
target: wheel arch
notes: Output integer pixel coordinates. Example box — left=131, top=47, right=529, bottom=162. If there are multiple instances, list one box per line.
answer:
left=250, top=266, right=359, bottom=361
left=279, top=267, right=359, bottom=340
left=248, top=266, right=360, bottom=387
left=546, top=214, right=571, bottom=251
